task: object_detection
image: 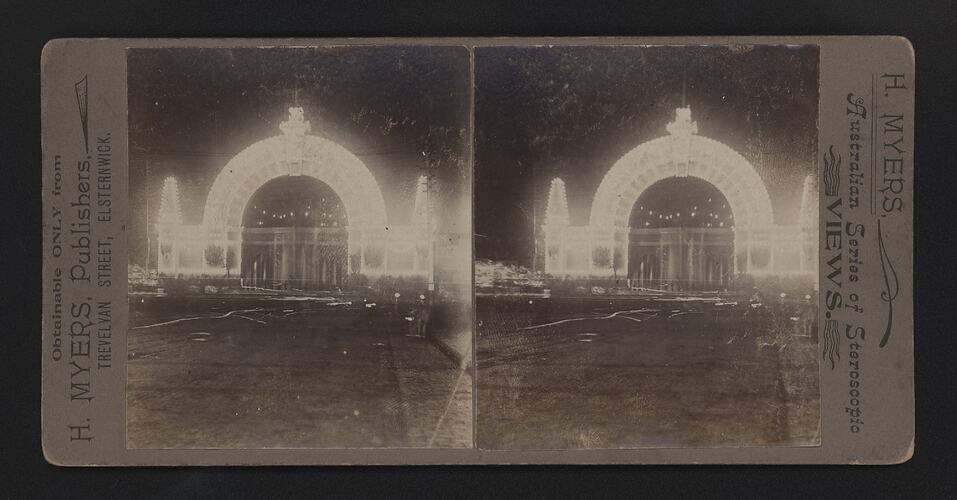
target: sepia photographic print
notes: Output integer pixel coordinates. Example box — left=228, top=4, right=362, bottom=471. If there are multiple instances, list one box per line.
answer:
left=41, top=37, right=914, bottom=464
left=125, top=46, right=473, bottom=448
left=475, top=45, right=821, bottom=449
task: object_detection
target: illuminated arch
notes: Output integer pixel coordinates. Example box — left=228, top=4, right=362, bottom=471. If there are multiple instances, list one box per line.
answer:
left=155, top=107, right=431, bottom=280
left=203, top=109, right=388, bottom=231
left=542, top=108, right=807, bottom=279
left=589, top=114, right=773, bottom=230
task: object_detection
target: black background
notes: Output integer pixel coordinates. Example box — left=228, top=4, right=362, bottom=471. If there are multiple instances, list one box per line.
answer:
left=3, top=1, right=955, bottom=498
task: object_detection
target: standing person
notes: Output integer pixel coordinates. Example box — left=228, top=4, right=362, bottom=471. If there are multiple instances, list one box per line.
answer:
left=801, top=293, right=816, bottom=338
left=415, top=293, right=432, bottom=337
left=406, top=294, right=426, bottom=337
left=406, top=297, right=419, bottom=336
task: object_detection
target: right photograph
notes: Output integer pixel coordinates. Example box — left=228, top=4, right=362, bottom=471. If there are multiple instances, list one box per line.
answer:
left=474, top=45, right=821, bottom=449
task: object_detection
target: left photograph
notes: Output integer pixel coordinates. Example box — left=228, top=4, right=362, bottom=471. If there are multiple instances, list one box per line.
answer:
left=126, top=46, right=473, bottom=449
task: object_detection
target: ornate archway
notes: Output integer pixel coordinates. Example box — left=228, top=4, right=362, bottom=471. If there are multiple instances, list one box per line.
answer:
left=588, top=107, right=772, bottom=231
left=202, top=107, right=389, bottom=279
left=542, top=107, right=800, bottom=279
left=155, top=107, right=432, bottom=281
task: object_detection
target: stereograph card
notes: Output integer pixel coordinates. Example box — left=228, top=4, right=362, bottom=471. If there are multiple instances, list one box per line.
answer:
left=40, top=37, right=914, bottom=465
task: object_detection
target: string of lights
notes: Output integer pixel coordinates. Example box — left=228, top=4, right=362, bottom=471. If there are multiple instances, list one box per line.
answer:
left=629, top=178, right=735, bottom=229
left=242, top=176, right=347, bottom=228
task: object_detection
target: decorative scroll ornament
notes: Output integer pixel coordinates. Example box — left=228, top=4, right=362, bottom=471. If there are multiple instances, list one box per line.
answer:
left=280, top=106, right=312, bottom=176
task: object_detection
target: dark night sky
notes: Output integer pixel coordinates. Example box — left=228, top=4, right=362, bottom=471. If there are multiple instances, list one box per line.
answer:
left=474, top=45, right=819, bottom=265
left=128, top=46, right=471, bottom=268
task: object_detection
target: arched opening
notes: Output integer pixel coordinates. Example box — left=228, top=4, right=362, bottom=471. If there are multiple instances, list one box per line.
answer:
left=240, top=175, right=348, bottom=290
left=627, top=176, right=735, bottom=291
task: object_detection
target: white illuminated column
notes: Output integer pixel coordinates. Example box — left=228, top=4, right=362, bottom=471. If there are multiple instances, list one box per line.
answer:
left=412, top=175, right=430, bottom=228
left=156, top=176, right=184, bottom=275
left=543, top=178, right=570, bottom=274
left=412, top=174, right=433, bottom=275
left=798, top=174, right=819, bottom=277
left=545, top=178, right=570, bottom=227
left=157, top=176, right=182, bottom=226
left=798, top=174, right=817, bottom=231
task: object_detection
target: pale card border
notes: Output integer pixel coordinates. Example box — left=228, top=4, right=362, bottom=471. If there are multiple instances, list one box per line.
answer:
left=40, top=36, right=914, bottom=465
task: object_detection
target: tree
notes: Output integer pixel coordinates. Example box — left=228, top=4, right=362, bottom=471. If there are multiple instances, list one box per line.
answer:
left=225, top=246, right=236, bottom=284
left=204, top=245, right=224, bottom=268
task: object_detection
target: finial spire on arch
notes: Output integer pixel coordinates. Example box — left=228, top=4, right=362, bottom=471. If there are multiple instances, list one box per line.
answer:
left=280, top=105, right=311, bottom=139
